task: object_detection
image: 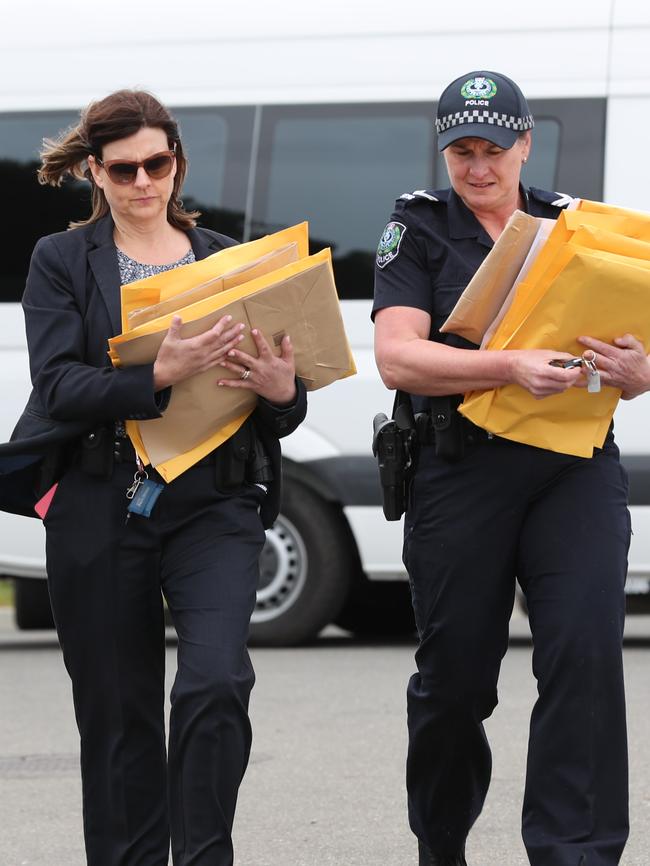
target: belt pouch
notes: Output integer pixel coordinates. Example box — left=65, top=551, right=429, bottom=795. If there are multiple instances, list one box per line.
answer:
left=79, top=427, right=114, bottom=479
left=429, top=396, right=465, bottom=462
left=214, top=422, right=252, bottom=492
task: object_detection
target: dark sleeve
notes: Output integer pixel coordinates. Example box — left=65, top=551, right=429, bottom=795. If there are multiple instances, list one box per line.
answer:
left=372, top=207, right=434, bottom=320
left=253, top=377, right=307, bottom=440
left=23, top=235, right=167, bottom=424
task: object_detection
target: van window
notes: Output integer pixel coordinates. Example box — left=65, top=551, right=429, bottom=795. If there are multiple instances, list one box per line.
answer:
left=251, top=104, right=435, bottom=300
left=174, top=106, right=253, bottom=242
left=250, top=99, right=605, bottom=300
left=0, top=107, right=253, bottom=303
left=0, top=112, right=89, bottom=303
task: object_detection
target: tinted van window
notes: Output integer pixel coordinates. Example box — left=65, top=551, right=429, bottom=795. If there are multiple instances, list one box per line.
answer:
left=0, top=107, right=253, bottom=302
left=174, top=107, right=253, bottom=242
left=0, top=112, right=89, bottom=302
left=252, top=99, right=605, bottom=300
left=251, top=104, right=435, bottom=300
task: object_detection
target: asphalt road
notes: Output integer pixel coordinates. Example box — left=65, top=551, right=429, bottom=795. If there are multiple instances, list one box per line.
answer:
left=1, top=609, right=649, bottom=866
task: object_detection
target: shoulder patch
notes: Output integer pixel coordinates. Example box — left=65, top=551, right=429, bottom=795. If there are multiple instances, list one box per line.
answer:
left=376, top=221, right=407, bottom=269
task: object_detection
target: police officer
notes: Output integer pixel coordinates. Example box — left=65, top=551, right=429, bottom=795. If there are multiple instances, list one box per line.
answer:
left=373, top=71, right=650, bottom=866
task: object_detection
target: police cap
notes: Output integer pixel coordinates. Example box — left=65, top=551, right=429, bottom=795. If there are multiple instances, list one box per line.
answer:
left=435, top=70, right=534, bottom=151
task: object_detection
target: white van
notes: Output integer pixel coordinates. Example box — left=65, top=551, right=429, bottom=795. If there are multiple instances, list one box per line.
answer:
left=1, top=1, right=650, bottom=643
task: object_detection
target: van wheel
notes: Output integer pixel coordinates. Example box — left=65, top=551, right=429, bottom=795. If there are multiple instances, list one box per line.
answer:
left=335, top=578, right=415, bottom=637
left=249, top=478, right=353, bottom=646
left=14, top=578, right=55, bottom=630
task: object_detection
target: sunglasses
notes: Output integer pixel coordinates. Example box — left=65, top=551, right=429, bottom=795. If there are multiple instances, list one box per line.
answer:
left=95, top=149, right=176, bottom=185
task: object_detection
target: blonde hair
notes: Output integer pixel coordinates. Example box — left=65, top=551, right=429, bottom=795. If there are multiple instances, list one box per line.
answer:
left=38, top=89, right=199, bottom=230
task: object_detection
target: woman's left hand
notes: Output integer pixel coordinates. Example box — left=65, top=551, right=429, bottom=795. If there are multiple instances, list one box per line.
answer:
left=217, top=328, right=297, bottom=406
left=578, top=334, right=650, bottom=399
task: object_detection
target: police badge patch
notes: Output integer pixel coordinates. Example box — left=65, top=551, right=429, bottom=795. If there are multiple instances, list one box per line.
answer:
left=376, top=221, right=406, bottom=269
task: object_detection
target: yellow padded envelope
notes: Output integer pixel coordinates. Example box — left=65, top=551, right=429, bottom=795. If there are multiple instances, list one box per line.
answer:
left=459, top=245, right=650, bottom=456
left=110, top=248, right=356, bottom=480
left=119, top=223, right=309, bottom=332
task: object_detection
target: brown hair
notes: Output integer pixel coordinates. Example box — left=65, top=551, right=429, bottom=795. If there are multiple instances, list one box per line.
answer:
left=38, top=89, right=199, bottom=230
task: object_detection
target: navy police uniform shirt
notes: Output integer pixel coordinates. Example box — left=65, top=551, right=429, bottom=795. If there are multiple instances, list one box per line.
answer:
left=372, top=186, right=573, bottom=352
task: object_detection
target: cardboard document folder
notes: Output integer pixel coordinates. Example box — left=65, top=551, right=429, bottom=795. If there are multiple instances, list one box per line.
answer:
left=109, top=230, right=356, bottom=481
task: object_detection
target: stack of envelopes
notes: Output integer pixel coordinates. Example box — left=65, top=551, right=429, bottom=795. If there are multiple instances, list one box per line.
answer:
left=108, top=223, right=356, bottom=481
left=439, top=200, right=650, bottom=457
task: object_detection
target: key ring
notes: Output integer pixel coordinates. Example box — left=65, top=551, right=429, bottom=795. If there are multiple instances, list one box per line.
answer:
left=581, top=350, right=601, bottom=393
left=582, top=349, right=597, bottom=371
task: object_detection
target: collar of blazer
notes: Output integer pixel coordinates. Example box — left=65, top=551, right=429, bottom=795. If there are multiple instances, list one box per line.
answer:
left=85, top=215, right=226, bottom=337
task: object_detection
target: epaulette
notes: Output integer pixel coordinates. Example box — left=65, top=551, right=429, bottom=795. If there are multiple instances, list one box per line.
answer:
left=529, top=187, right=575, bottom=209
left=397, top=188, right=449, bottom=205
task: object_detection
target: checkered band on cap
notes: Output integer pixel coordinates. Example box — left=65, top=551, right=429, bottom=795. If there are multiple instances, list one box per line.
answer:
left=435, top=110, right=535, bottom=133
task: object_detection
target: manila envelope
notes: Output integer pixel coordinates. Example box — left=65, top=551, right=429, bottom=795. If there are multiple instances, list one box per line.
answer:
left=440, top=210, right=542, bottom=344
left=127, top=242, right=300, bottom=329
left=459, top=248, right=650, bottom=457
left=109, top=250, right=356, bottom=478
left=119, top=223, right=309, bottom=332
left=479, top=217, right=556, bottom=348
left=475, top=200, right=650, bottom=354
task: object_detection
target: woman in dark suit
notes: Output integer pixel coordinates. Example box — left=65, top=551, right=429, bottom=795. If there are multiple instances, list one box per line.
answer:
left=4, top=90, right=306, bottom=866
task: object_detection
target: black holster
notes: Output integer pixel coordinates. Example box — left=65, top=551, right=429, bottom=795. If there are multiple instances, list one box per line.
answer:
left=372, top=391, right=419, bottom=521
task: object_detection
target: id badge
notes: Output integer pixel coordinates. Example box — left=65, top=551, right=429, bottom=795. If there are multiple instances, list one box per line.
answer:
left=127, top=479, right=164, bottom=518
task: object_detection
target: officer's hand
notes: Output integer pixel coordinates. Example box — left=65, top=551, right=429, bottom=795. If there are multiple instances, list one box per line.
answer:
left=153, top=315, right=246, bottom=390
left=217, top=328, right=297, bottom=406
left=508, top=350, right=583, bottom=399
left=577, top=334, right=650, bottom=400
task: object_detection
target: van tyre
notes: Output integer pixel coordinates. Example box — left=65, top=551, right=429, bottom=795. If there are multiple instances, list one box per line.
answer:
left=14, top=577, right=55, bottom=630
left=249, top=478, right=353, bottom=646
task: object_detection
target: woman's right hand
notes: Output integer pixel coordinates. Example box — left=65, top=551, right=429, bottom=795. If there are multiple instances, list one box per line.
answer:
left=153, top=314, right=245, bottom=390
left=507, top=349, right=583, bottom=399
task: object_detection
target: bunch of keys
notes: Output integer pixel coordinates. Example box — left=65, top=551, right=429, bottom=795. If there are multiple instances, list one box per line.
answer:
left=125, top=456, right=164, bottom=522
left=548, top=350, right=601, bottom=393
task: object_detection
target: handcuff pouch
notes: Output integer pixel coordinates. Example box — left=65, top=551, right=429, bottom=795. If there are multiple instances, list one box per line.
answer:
left=79, top=427, right=114, bottom=479
left=428, top=395, right=465, bottom=462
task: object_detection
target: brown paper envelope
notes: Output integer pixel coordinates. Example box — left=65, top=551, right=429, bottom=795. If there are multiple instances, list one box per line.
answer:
left=222, top=243, right=300, bottom=289
left=480, top=217, right=556, bottom=348
left=140, top=370, right=258, bottom=465
left=127, top=243, right=300, bottom=329
left=128, top=276, right=225, bottom=329
left=242, top=263, right=354, bottom=390
left=440, top=211, right=541, bottom=344
left=119, top=223, right=309, bottom=331
left=130, top=298, right=259, bottom=464
left=115, top=258, right=355, bottom=465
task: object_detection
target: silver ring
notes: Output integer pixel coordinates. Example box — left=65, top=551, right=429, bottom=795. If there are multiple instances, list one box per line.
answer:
left=240, top=368, right=251, bottom=381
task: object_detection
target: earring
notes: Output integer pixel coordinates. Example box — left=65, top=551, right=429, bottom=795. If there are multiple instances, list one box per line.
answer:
left=522, top=157, right=528, bottom=164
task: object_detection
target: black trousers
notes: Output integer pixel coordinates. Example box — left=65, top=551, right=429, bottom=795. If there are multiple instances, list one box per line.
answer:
left=403, top=436, right=630, bottom=866
left=44, top=459, right=266, bottom=866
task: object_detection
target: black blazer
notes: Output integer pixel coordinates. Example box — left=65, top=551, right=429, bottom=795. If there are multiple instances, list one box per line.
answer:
left=0, top=215, right=306, bottom=527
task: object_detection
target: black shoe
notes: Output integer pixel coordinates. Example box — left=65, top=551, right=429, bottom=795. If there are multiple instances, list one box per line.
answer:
left=418, top=839, right=467, bottom=866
